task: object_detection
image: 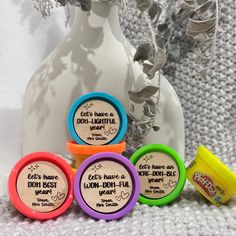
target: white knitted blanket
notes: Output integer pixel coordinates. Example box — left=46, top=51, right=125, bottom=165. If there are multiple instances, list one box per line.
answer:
left=0, top=0, right=235, bottom=235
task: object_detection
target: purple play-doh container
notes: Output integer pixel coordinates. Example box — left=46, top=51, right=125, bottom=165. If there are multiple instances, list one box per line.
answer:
left=74, top=152, right=140, bottom=220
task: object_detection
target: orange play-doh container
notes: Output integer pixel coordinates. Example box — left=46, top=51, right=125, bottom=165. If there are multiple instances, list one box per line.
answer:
left=67, top=140, right=126, bottom=172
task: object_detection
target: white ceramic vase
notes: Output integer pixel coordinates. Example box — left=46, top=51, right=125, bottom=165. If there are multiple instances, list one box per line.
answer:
left=22, top=2, right=185, bottom=157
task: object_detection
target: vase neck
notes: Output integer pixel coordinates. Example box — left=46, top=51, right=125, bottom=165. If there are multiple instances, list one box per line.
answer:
left=71, top=2, right=121, bottom=35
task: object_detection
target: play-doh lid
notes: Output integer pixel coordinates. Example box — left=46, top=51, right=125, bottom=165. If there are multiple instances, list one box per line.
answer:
left=130, top=144, right=186, bottom=206
left=67, top=140, right=126, bottom=154
left=74, top=152, right=140, bottom=220
left=8, top=152, right=74, bottom=220
left=67, top=92, right=127, bottom=145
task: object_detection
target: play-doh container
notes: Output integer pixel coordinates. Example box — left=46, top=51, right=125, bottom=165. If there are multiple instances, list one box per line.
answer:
left=130, top=144, right=186, bottom=206
left=67, top=92, right=127, bottom=145
left=67, top=140, right=126, bottom=172
left=8, top=152, right=74, bottom=220
left=187, top=145, right=236, bottom=206
left=74, top=152, right=140, bottom=220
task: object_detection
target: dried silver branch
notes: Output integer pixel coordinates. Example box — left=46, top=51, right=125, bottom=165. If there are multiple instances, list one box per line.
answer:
left=127, top=71, right=161, bottom=145
left=32, top=0, right=57, bottom=17
left=135, top=0, right=154, bottom=13
left=128, top=0, right=218, bottom=144
left=184, top=0, right=218, bottom=78
left=33, top=0, right=92, bottom=17
left=133, top=42, right=154, bottom=62
left=133, top=0, right=218, bottom=78
left=126, top=1, right=168, bottom=144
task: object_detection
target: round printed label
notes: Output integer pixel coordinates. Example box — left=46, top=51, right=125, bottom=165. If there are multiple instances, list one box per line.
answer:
left=17, top=161, right=68, bottom=212
left=73, top=99, right=120, bottom=145
left=135, top=152, right=179, bottom=199
left=80, top=160, right=133, bottom=213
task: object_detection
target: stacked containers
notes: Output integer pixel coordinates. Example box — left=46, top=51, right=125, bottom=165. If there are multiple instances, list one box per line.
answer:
left=67, top=92, right=128, bottom=171
left=67, top=92, right=140, bottom=220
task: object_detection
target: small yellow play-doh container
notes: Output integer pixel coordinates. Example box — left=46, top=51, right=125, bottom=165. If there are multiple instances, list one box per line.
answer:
left=187, top=145, right=236, bottom=206
left=67, top=140, right=126, bottom=173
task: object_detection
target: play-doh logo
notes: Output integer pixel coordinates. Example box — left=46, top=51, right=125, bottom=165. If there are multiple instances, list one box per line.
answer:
left=192, top=172, right=216, bottom=197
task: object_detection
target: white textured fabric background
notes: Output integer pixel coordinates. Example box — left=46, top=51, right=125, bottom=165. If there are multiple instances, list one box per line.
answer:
left=0, top=0, right=236, bottom=235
